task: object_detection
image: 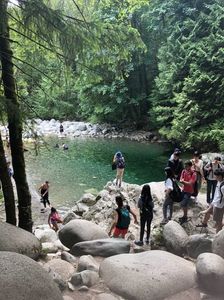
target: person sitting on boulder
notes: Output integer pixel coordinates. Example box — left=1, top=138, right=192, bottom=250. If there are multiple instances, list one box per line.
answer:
left=196, top=168, right=224, bottom=233
left=109, top=196, right=138, bottom=238
left=48, top=207, right=62, bottom=232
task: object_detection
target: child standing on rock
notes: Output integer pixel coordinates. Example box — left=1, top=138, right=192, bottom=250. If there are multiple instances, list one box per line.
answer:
left=48, top=207, right=62, bottom=232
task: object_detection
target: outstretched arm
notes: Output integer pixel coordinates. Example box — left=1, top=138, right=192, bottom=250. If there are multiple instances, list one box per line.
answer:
left=108, top=211, right=118, bottom=236
left=130, top=208, right=138, bottom=224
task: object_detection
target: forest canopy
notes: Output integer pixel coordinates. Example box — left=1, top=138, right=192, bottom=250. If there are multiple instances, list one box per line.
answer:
left=1, top=0, right=224, bottom=151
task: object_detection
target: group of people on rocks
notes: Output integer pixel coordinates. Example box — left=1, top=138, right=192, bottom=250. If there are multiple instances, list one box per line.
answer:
left=110, top=149, right=224, bottom=246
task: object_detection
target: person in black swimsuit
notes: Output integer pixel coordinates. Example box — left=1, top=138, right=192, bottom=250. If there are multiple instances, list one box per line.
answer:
left=38, top=181, right=50, bottom=209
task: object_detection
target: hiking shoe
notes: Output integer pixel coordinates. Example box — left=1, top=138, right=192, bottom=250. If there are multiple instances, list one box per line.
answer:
left=134, top=240, right=143, bottom=246
left=196, top=223, right=208, bottom=228
left=179, top=217, right=188, bottom=225
left=161, top=219, right=168, bottom=225
left=145, top=239, right=150, bottom=245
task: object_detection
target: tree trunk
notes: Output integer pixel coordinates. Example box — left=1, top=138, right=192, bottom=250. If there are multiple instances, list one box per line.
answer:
left=0, top=0, right=33, bottom=232
left=0, top=132, right=16, bottom=225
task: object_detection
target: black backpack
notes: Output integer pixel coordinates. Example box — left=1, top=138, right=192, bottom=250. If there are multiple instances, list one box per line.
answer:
left=170, top=179, right=182, bottom=203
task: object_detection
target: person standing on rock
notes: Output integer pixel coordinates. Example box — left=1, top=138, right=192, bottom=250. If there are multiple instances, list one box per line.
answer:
left=204, top=157, right=223, bottom=204
left=196, top=168, right=224, bottom=233
left=191, top=151, right=205, bottom=203
left=135, top=184, right=154, bottom=246
left=48, top=207, right=62, bottom=231
left=179, top=161, right=197, bottom=225
left=161, top=167, right=175, bottom=225
left=109, top=196, right=138, bottom=238
left=168, top=150, right=183, bottom=180
left=113, top=151, right=125, bottom=188
left=38, top=181, right=50, bottom=211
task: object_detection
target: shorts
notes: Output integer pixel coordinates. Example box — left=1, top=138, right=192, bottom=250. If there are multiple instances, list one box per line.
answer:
left=180, top=192, right=191, bottom=208
left=116, top=168, right=124, bottom=178
left=113, top=227, right=128, bottom=237
left=213, top=206, right=224, bottom=224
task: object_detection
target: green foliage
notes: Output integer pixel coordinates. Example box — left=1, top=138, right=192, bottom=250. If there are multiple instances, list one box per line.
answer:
left=2, top=0, right=224, bottom=151
left=150, top=0, right=224, bottom=151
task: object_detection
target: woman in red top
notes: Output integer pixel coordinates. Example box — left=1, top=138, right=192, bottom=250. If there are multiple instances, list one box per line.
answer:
left=179, top=161, right=196, bottom=224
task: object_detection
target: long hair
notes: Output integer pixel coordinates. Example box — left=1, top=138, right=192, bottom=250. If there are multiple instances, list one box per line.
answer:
left=141, top=184, right=153, bottom=203
left=115, top=196, right=123, bottom=208
left=165, top=167, right=174, bottom=179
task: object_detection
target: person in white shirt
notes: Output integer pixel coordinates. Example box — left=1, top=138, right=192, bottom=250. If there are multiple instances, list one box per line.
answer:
left=161, top=167, right=174, bottom=224
left=196, top=168, right=224, bottom=233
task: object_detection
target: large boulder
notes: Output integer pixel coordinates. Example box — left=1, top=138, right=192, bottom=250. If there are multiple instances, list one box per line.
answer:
left=0, top=251, right=63, bottom=300
left=34, top=228, right=58, bottom=243
left=44, top=259, right=75, bottom=282
left=100, top=250, right=196, bottom=300
left=0, top=221, right=41, bottom=260
left=77, top=255, right=99, bottom=272
left=71, top=238, right=130, bottom=257
left=185, top=234, right=213, bottom=259
left=58, top=219, right=108, bottom=249
left=62, top=211, right=81, bottom=225
left=212, top=229, right=224, bottom=258
left=163, top=221, right=188, bottom=256
left=196, top=253, right=224, bottom=295
left=70, top=270, right=99, bottom=287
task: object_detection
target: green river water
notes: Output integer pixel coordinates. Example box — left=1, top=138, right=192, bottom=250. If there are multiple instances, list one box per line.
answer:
left=25, top=137, right=171, bottom=208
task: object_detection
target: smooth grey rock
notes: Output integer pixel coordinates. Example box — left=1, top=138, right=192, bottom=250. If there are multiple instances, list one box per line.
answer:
left=212, top=229, right=224, bottom=259
left=35, top=228, right=58, bottom=243
left=163, top=221, right=188, bottom=256
left=77, top=255, right=99, bottom=272
left=100, top=250, right=196, bottom=300
left=70, top=270, right=99, bottom=287
left=95, top=294, right=119, bottom=300
left=63, top=211, right=81, bottom=225
left=0, top=251, right=63, bottom=300
left=79, top=193, right=96, bottom=206
left=0, top=221, right=41, bottom=260
left=58, top=219, right=108, bottom=249
left=44, top=259, right=75, bottom=282
left=61, top=251, right=77, bottom=265
left=185, top=234, right=213, bottom=259
left=71, top=238, right=130, bottom=257
left=42, top=242, right=58, bottom=253
left=48, top=270, right=67, bottom=291
left=196, top=253, right=224, bottom=295
left=63, top=296, right=73, bottom=300
left=78, top=286, right=89, bottom=292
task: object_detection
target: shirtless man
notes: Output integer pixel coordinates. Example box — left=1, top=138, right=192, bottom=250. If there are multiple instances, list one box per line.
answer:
left=38, top=181, right=50, bottom=209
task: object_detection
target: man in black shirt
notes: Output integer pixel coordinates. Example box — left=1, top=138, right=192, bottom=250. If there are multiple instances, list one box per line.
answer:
left=168, top=151, right=184, bottom=180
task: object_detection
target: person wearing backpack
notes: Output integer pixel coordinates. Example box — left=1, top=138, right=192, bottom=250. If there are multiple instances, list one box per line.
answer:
left=161, top=167, right=175, bottom=225
left=191, top=151, right=205, bottom=203
left=204, top=157, right=223, bottom=204
left=109, top=196, right=138, bottom=238
left=179, top=161, right=197, bottom=225
left=196, top=168, right=224, bottom=233
left=113, top=151, right=125, bottom=188
left=135, top=184, right=154, bottom=246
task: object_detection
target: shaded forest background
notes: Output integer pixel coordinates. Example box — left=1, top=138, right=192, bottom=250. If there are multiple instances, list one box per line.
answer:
left=2, top=0, right=224, bottom=152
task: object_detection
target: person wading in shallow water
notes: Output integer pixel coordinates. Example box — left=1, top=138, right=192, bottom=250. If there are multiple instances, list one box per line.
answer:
left=109, top=196, right=138, bottom=238
left=38, top=181, right=50, bottom=211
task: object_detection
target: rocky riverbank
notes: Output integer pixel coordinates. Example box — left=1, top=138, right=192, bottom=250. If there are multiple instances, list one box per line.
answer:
left=2, top=180, right=224, bottom=300
left=20, top=119, right=164, bottom=143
